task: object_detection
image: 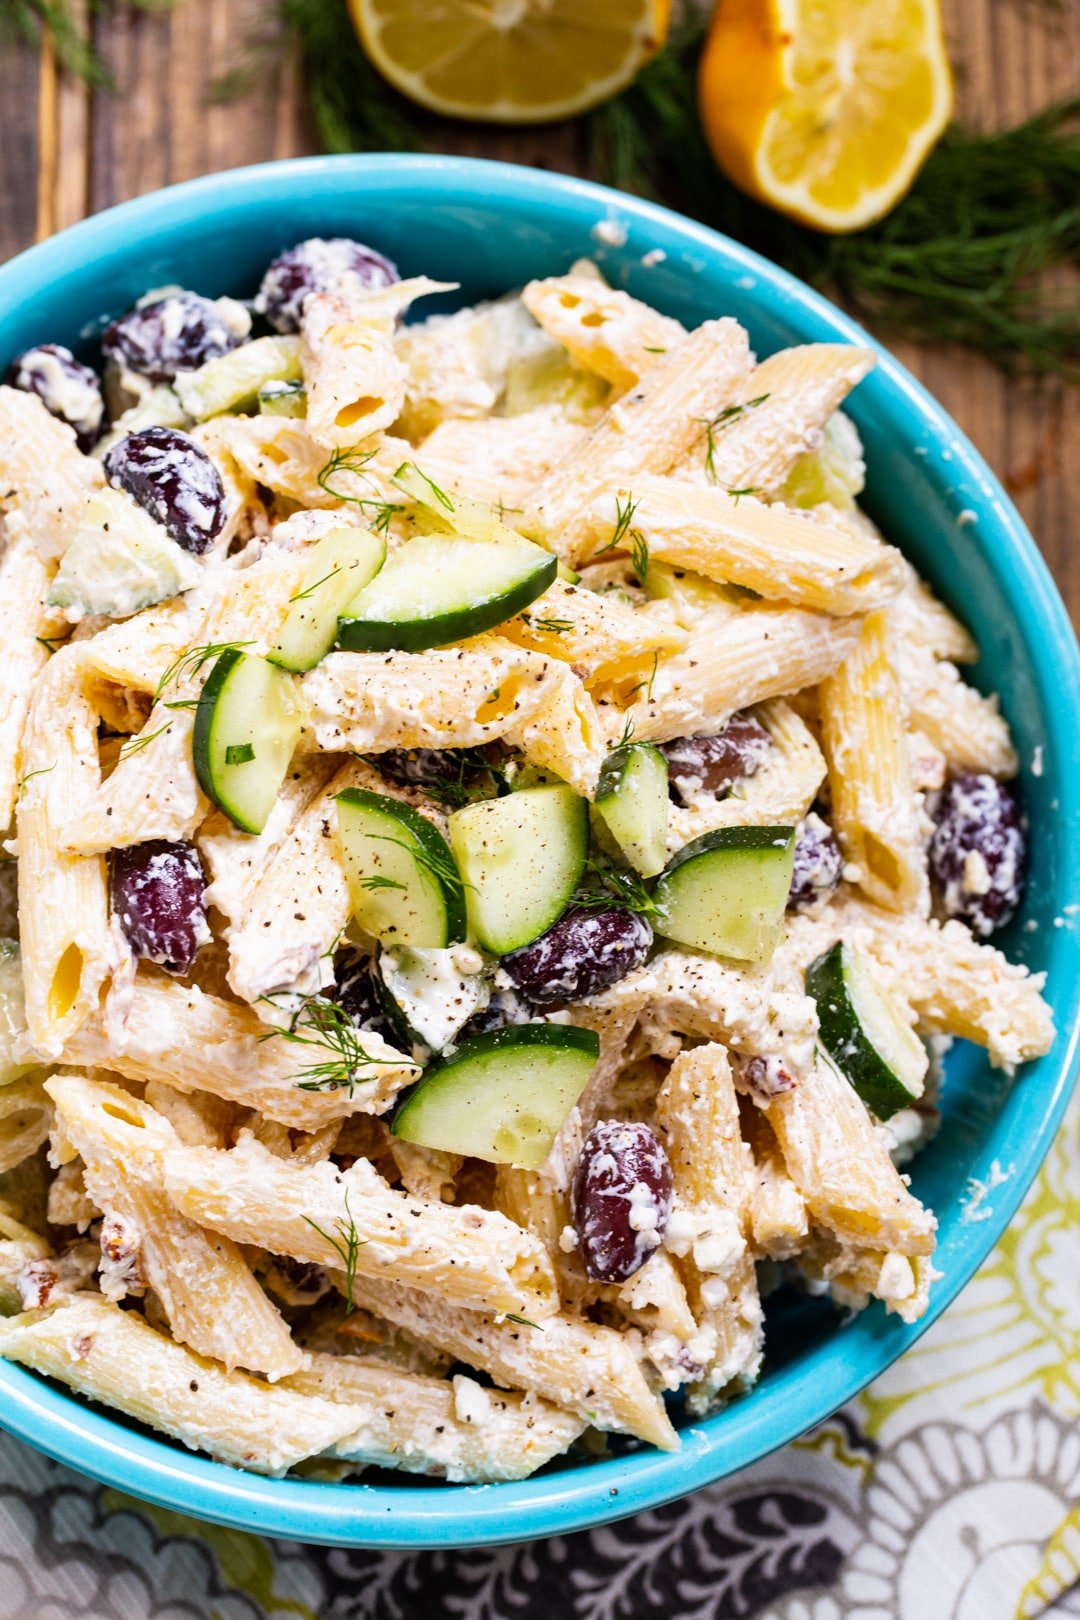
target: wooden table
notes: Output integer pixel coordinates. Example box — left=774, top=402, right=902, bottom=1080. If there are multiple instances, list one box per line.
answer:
left=1, top=0, right=1076, bottom=621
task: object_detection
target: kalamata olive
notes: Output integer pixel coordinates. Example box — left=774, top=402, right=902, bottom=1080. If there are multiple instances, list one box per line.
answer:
left=929, top=772, right=1025, bottom=937
left=6, top=343, right=104, bottom=451
left=376, top=749, right=465, bottom=789
left=458, top=986, right=533, bottom=1040
left=254, top=238, right=400, bottom=334
left=660, top=713, right=772, bottom=803
left=787, top=811, right=843, bottom=910
left=104, top=426, right=226, bottom=554
left=502, top=907, right=653, bottom=1006
left=572, top=1120, right=673, bottom=1284
left=110, top=841, right=209, bottom=974
left=330, top=949, right=397, bottom=1043
left=102, top=291, right=248, bottom=381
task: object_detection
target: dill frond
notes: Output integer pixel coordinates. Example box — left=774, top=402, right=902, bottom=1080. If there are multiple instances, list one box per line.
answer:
left=302, top=1187, right=364, bottom=1313
left=259, top=994, right=387, bottom=1094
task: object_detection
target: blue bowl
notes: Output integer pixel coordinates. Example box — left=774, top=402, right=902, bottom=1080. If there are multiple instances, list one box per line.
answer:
left=0, top=154, right=1077, bottom=1549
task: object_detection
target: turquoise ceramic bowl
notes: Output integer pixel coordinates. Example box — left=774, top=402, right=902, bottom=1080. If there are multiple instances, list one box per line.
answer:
left=0, top=155, right=1076, bottom=1549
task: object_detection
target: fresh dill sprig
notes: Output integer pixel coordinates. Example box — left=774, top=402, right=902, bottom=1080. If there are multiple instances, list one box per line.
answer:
left=302, top=1188, right=364, bottom=1314
left=394, top=460, right=455, bottom=512
left=522, top=614, right=573, bottom=634
left=35, top=636, right=62, bottom=656
left=153, top=641, right=254, bottom=704
left=616, top=713, right=637, bottom=747
left=358, top=873, right=406, bottom=893
left=698, top=394, right=771, bottom=483
left=290, top=564, right=342, bottom=603
left=501, top=1312, right=543, bottom=1331
left=317, top=446, right=403, bottom=534
left=370, top=834, right=469, bottom=901
left=118, top=721, right=172, bottom=760
left=574, top=857, right=661, bottom=922
left=0, top=0, right=176, bottom=89
left=259, top=994, right=387, bottom=1094
left=595, top=492, right=640, bottom=557
left=727, top=485, right=763, bottom=504
left=626, top=651, right=660, bottom=704
left=18, top=762, right=55, bottom=797
left=224, top=742, right=255, bottom=766
left=630, top=528, right=650, bottom=584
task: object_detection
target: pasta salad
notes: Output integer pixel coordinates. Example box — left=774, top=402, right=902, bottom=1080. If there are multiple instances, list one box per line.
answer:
left=0, top=237, right=1053, bottom=1483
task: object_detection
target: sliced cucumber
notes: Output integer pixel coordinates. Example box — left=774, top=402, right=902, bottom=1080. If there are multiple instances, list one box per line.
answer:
left=376, top=945, right=489, bottom=1058
left=0, top=941, right=37, bottom=1086
left=392, top=460, right=528, bottom=547
left=391, top=1024, right=600, bottom=1169
left=259, top=379, right=307, bottom=418
left=805, top=940, right=928, bottom=1120
left=593, top=744, right=669, bottom=878
left=337, top=533, right=556, bottom=653
left=449, top=784, right=587, bottom=954
left=653, top=825, right=796, bottom=963
left=269, top=525, right=385, bottom=673
left=173, top=336, right=302, bottom=421
left=192, top=648, right=303, bottom=835
left=336, top=789, right=466, bottom=949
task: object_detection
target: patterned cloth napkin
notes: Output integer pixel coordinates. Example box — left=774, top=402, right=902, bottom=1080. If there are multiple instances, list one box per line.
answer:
left=0, top=1092, right=1076, bottom=1620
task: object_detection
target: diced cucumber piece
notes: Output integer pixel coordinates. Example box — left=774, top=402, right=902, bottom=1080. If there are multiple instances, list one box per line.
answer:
left=392, top=460, right=529, bottom=547
left=449, top=784, right=588, bottom=954
left=259, top=379, right=307, bottom=418
left=0, top=941, right=38, bottom=1086
left=782, top=411, right=865, bottom=512
left=269, top=525, right=386, bottom=673
left=193, top=648, right=303, bottom=834
left=503, top=346, right=610, bottom=424
left=805, top=940, right=928, bottom=1120
left=337, top=789, right=465, bottom=949
left=376, top=945, right=489, bottom=1057
left=174, top=336, right=302, bottom=421
left=49, top=487, right=201, bottom=622
left=653, top=825, right=796, bottom=962
left=594, top=744, right=669, bottom=878
left=337, top=533, right=556, bottom=653
left=391, top=1024, right=600, bottom=1169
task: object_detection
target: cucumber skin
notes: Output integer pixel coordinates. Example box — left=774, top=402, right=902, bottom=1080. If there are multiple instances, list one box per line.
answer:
left=661, top=824, right=797, bottom=873
left=806, top=941, right=915, bottom=1121
left=336, top=552, right=557, bottom=654
left=336, top=788, right=467, bottom=946
left=390, top=1023, right=600, bottom=1143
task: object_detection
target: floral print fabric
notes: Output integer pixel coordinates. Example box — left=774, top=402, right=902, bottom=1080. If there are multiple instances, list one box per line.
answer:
left=1, top=1094, right=1077, bottom=1620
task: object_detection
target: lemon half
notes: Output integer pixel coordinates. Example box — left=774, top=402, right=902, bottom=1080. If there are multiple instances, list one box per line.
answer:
left=699, top=0, right=953, bottom=233
left=351, top=0, right=670, bottom=124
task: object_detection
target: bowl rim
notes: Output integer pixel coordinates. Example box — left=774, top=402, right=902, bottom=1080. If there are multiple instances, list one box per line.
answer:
left=0, top=151, right=1078, bottom=1550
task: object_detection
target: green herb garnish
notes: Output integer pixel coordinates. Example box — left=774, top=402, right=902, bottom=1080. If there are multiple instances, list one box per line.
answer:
left=118, top=722, right=172, bottom=760
left=259, top=994, right=392, bottom=1094
left=302, top=1187, right=364, bottom=1314
left=317, top=446, right=403, bottom=535
left=225, top=742, right=255, bottom=765
left=153, top=641, right=255, bottom=704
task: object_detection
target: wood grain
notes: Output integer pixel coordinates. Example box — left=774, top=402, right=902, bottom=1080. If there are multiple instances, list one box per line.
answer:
left=0, top=0, right=1075, bottom=620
